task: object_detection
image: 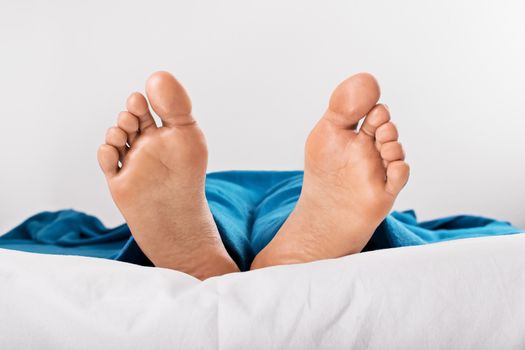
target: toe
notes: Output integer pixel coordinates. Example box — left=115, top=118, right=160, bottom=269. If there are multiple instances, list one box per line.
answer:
left=117, top=111, right=139, bottom=144
left=326, top=72, right=380, bottom=129
left=375, top=122, right=399, bottom=144
left=145, top=71, right=194, bottom=127
left=385, top=161, right=410, bottom=196
left=105, top=127, right=127, bottom=147
left=358, top=104, right=390, bottom=138
left=380, top=141, right=405, bottom=162
left=105, top=127, right=128, bottom=160
left=126, top=92, right=157, bottom=132
left=97, top=144, right=119, bottom=177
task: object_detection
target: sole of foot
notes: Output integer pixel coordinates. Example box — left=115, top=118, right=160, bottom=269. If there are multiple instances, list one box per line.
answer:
left=98, top=71, right=239, bottom=280
left=251, top=73, right=410, bottom=269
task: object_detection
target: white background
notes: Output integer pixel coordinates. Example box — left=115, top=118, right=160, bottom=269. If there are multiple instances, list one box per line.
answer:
left=0, top=0, right=524, bottom=233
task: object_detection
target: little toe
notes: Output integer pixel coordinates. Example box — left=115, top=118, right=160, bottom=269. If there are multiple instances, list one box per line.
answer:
left=105, top=127, right=128, bottom=160
left=145, top=71, right=194, bottom=127
left=358, top=104, right=390, bottom=138
left=126, top=92, right=157, bottom=132
left=385, top=160, right=410, bottom=196
left=117, top=111, right=139, bottom=144
left=97, top=144, right=120, bottom=177
left=326, top=72, right=380, bottom=129
left=375, top=122, right=399, bottom=144
left=380, top=141, right=405, bottom=162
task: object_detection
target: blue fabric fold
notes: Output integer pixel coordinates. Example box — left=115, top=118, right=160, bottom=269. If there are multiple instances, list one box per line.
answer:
left=1, top=171, right=522, bottom=271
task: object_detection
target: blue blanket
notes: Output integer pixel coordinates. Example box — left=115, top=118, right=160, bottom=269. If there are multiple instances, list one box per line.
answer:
left=1, top=171, right=522, bottom=271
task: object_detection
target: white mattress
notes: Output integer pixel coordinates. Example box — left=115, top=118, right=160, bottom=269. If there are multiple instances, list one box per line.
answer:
left=1, top=233, right=525, bottom=349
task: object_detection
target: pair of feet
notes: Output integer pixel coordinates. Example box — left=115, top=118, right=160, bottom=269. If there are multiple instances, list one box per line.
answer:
left=97, top=71, right=409, bottom=280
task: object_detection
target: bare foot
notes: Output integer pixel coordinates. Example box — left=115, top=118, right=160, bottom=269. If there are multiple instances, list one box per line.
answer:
left=251, top=73, right=410, bottom=268
left=97, top=71, right=239, bottom=280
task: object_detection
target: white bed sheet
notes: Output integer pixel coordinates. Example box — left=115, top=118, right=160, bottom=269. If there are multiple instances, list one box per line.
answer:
left=1, top=233, right=525, bottom=349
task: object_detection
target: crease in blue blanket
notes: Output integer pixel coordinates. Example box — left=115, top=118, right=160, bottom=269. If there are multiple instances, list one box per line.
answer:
left=1, top=171, right=522, bottom=271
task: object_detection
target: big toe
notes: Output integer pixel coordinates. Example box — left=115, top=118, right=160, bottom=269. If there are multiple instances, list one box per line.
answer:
left=327, top=72, right=380, bottom=128
left=145, top=71, right=194, bottom=127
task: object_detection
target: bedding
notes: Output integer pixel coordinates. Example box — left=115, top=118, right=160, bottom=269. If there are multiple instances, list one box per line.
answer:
left=1, top=233, right=524, bottom=349
left=0, top=171, right=522, bottom=270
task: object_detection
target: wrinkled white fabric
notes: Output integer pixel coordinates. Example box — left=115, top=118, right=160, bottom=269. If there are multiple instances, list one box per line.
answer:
left=1, top=234, right=524, bottom=349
